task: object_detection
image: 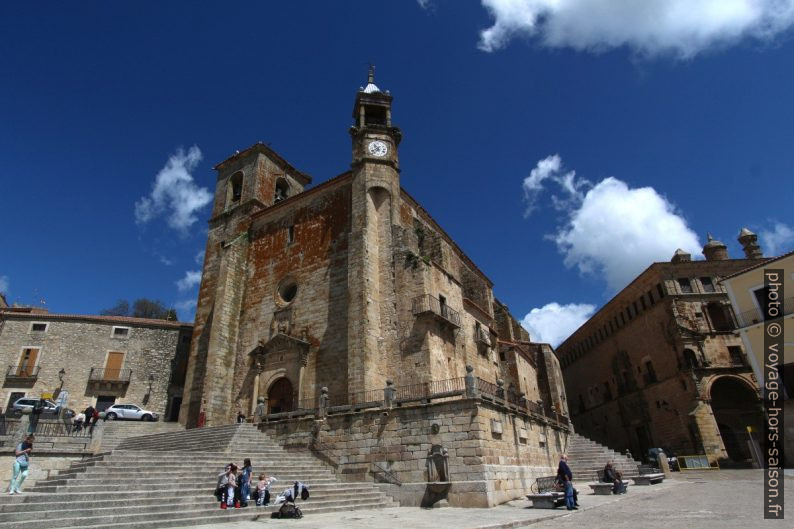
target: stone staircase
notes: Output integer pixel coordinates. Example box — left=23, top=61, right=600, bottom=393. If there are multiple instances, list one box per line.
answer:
left=99, top=420, right=185, bottom=451
left=0, top=423, right=397, bottom=529
left=565, top=433, right=641, bottom=482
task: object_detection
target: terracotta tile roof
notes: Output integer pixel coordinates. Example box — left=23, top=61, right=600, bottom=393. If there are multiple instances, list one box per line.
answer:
left=720, top=250, right=793, bottom=281
left=0, top=309, right=192, bottom=329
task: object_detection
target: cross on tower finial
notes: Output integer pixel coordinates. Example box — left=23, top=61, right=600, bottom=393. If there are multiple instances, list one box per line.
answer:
left=368, top=64, right=375, bottom=84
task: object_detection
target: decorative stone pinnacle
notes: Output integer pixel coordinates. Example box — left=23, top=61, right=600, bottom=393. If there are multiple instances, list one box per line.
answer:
left=368, top=64, right=375, bottom=84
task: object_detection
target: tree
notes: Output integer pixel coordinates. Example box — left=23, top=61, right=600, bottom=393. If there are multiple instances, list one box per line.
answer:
left=132, top=298, right=172, bottom=319
left=100, top=300, right=129, bottom=316
left=100, top=298, right=178, bottom=320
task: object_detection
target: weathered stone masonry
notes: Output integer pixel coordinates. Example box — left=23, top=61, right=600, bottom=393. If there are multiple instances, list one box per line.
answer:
left=179, top=70, right=571, bottom=506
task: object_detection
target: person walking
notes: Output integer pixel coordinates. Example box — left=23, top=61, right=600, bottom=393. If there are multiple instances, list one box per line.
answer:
left=8, top=435, right=34, bottom=494
left=87, top=408, right=100, bottom=435
left=557, top=454, right=578, bottom=510
left=239, top=458, right=253, bottom=507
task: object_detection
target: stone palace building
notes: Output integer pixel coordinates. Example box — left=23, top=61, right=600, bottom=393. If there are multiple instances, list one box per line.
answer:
left=557, top=233, right=768, bottom=466
left=178, top=70, right=570, bottom=506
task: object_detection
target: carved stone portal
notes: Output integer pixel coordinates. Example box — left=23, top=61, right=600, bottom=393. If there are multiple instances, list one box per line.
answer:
left=249, top=332, right=311, bottom=414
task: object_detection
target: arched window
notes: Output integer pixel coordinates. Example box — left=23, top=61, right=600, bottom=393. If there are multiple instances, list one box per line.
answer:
left=274, top=178, right=289, bottom=203
left=227, top=171, right=243, bottom=208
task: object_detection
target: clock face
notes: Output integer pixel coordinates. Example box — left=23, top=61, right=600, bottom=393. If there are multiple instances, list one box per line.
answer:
left=367, top=140, right=388, bottom=157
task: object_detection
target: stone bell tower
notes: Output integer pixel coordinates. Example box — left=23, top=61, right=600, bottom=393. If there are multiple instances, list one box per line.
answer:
left=347, top=67, right=403, bottom=394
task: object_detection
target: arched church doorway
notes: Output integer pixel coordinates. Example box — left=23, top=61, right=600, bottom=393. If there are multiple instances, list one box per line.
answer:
left=267, top=377, right=294, bottom=414
left=710, top=377, right=762, bottom=462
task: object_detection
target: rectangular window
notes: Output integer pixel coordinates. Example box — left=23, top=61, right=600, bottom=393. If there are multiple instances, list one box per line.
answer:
left=753, top=287, right=771, bottom=318
left=30, top=322, right=48, bottom=332
left=287, top=225, right=295, bottom=244
left=112, top=326, right=130, bottom=338
left=677, top=278, right=692, bottom=293
left=728, top=346, right=744, bottom=365
left=700, top=277, right=715, bottom=293
left=648, top=290, right=655, bottom=305
left=657, top=283, right=666, bottom=298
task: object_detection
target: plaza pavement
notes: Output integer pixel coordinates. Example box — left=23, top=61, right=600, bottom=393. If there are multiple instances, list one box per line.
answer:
left=173, top=470, right=790, bottom=529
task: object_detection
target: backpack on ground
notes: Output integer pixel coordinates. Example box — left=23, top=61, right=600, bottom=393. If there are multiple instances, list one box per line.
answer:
left=272, top=502, right=302, bottom=519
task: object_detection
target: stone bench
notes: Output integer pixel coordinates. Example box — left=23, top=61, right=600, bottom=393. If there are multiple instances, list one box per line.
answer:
left=527, top=476, right=566, bottom=509
left=589, top=482, right=616, bottom=495
left=634, top=466, right=664, bottom=485
left=633, top=473, right=664, bottom=485
left=526, top=492, right=566, bottom=508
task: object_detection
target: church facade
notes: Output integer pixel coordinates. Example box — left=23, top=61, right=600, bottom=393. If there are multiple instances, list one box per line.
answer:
left=178, top=72, right=569, bottom=505
left=179, top=71, right=565, bottom=427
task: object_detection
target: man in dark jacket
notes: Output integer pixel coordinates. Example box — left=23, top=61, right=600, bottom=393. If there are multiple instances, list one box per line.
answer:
left=603, top=461, right=626, bottom=494
left=556, top=455, right=578, bottom=509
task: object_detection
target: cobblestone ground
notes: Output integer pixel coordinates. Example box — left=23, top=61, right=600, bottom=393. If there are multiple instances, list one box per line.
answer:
left=524, top=470, right=786, bottom=529
left=177, top=470, right=791, bottom=529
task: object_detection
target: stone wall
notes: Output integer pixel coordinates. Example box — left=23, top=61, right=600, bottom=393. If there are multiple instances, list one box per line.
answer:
left=260, top=398, right=567, bottom=507
left=0, top=312, right=191, bottom=417
left=558, top=258, right=766, bottom=463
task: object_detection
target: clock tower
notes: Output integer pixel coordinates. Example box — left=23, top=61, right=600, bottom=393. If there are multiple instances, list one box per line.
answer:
left=347, top=67, right=402, bottom=395
left=350, top=66, right=402, bottom=171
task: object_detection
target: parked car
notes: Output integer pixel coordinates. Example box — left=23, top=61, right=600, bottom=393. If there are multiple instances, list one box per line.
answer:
left=648, top=447, right=679, bottom=471
left=11, top=397, right=60, bottom=416
left=104, top=404, right=159, bottom=421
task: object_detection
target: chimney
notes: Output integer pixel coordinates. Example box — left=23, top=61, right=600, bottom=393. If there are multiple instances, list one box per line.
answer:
left=737, top=228, right=763, bottom=259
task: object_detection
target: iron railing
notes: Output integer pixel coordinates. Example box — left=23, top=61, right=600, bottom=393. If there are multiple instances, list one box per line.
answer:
left=88, top=367, right=132, bottom=383
left=259, top=375, right=571, bottom=430
left=412, top=295, right=461, bottom=327
left=0, top=418, right=92, bottom=438
left=394, top=377, right=465, bottom=403
left=735, top=297, right=793, bottom=328
left=5, top=364, right=40, bottom=379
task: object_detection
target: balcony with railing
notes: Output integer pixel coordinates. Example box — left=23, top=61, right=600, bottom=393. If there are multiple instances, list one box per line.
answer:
left=475, top=325, right=491, bottom=346
left=5, top=364, right=39, bottom=384
left=735, top=297, right=794, bottom=328
left=88, top=367, right=132, bottom=384
left=412, top=294, right=461, bottom=328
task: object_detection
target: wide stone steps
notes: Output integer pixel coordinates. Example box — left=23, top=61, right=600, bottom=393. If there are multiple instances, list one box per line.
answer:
left=0, top=497, right=395, bottom=529
left=0, top=493, right=380, bottom=523
left=565, top=432, right=641, bottom=481
left=5, top=423, right=395, bottom=527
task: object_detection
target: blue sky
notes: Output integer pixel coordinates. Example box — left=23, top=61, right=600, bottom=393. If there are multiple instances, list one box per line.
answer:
left=1, top=1, right=793, bottom=345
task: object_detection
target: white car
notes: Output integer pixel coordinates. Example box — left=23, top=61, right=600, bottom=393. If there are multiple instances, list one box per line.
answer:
left=104, top=404, right=159, bottom=421
left=12, top=397, right=59, bottom=414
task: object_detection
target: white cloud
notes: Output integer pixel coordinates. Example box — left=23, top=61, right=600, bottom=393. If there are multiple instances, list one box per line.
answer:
left=135, top=146, right=212, bottom=233
left=524, top=155, right=702, bottom=291
left=478, top=0, right=794, bottom=58
left=194, top=249, right=205, bottom=265
left=176, top=270, right=202, bottom=291
left=159, top=256, right=174, bottom=266
left=417, top=0, right=433, bottom=9
left=0, top=275, right=8, bottom=295
left=521, top=302, right=596, bottom=346
left=523, top=154, right=589, bottom=216
left=760, top=221, right=794, bottom=255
